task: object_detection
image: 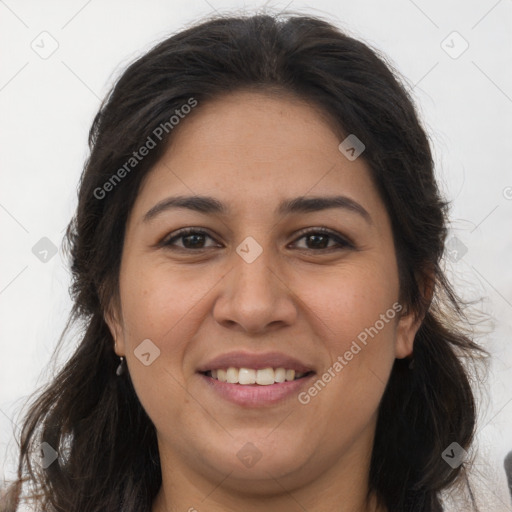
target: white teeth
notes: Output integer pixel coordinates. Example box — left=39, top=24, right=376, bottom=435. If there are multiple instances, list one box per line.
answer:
left=285, top=369, right=295, bottom=382
left=226, top=367, right=238, bottom=384
left=239, top=368, right=256, bottom=385
left=274, top=367, right=286, bottom=383
left=207, top=367, right=308, bottom=385
left=256, top=368, right=274, bottom=385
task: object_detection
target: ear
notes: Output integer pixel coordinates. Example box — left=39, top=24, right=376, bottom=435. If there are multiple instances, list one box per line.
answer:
left=395, top=269, right=435, bottom=359
left=395, top=307, right=422, bottom=359
left=104, top=300, right=126, bottom=357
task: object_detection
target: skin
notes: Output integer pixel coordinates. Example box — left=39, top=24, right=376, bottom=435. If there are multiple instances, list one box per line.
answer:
left=106, top=90, right=423, bottom=512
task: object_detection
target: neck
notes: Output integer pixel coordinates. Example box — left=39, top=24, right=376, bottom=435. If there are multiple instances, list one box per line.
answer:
left=153, top=485, right=386, bottom=512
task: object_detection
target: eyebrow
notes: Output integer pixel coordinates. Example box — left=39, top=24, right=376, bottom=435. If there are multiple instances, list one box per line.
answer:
left=143, top=194, right=372, bottom=224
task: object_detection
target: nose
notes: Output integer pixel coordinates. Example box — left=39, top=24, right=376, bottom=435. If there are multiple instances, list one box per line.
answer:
left=212, top=245, right=298, bottom=335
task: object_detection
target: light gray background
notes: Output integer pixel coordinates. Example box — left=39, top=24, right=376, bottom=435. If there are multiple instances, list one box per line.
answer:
left=1, top=0, right=511, bottom=510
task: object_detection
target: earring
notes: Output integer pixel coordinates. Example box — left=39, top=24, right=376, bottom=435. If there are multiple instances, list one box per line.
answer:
left=116, top=356, right=125, bottom=376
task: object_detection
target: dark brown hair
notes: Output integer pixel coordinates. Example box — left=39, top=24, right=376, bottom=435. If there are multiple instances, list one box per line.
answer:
left=1, top=12, right=488, bottom=512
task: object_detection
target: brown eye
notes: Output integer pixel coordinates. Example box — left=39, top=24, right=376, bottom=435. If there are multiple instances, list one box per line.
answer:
left=292, top=228, right=353, bottom=251
left=162, top=229, right=220, bottom=250
left=160, top=227, right=353, bottom=252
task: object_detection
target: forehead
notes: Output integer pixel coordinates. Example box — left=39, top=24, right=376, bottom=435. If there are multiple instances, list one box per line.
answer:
left=165, top=89, right=345, bottom=168
left=132, top=91, right=383, bottom=220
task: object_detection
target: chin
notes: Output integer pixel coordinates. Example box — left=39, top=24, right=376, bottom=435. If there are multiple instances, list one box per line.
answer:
left=200, top=440, right=313, bottom=489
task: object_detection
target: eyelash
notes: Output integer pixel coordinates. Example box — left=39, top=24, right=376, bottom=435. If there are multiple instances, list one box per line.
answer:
left=160, top=227, right=354, bottom=252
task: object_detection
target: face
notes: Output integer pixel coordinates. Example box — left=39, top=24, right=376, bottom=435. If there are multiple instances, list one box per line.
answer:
left=107, top=91, right=420, bottom=497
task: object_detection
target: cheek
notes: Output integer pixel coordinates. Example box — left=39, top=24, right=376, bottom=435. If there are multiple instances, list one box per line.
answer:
left=117, top=260, right=227, bottom=412
left=300, top=258, right=400, bottom=343
left=118, top=259, right=211, bottom=343
left=117, top=265, right=205, bottom=432
left=295, top=260, right=399, bottom=406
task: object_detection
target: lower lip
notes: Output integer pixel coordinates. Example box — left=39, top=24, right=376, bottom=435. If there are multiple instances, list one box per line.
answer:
left=198, top=373, right=315, bottom=407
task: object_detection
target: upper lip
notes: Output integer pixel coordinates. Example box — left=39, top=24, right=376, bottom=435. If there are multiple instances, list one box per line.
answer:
left=196, top=351, right=315, bottom=374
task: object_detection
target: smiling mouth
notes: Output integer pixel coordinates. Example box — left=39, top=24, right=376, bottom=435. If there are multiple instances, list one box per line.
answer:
left=200, top=367, right=315, bottom=385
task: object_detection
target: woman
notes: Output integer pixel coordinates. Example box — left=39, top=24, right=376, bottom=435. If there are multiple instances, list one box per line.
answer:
left=1, top=12, right=488, bottom=512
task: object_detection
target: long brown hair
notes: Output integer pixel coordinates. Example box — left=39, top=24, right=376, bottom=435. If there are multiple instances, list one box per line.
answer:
left=1, top=12, right=489, bottom=512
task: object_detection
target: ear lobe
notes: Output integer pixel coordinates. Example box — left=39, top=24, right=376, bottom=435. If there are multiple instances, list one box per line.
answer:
left=395, top=308, right=423, bottom=359
left=395, top=268, right=435, bottom=359
left=104, top=304, right=125, bottom=356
